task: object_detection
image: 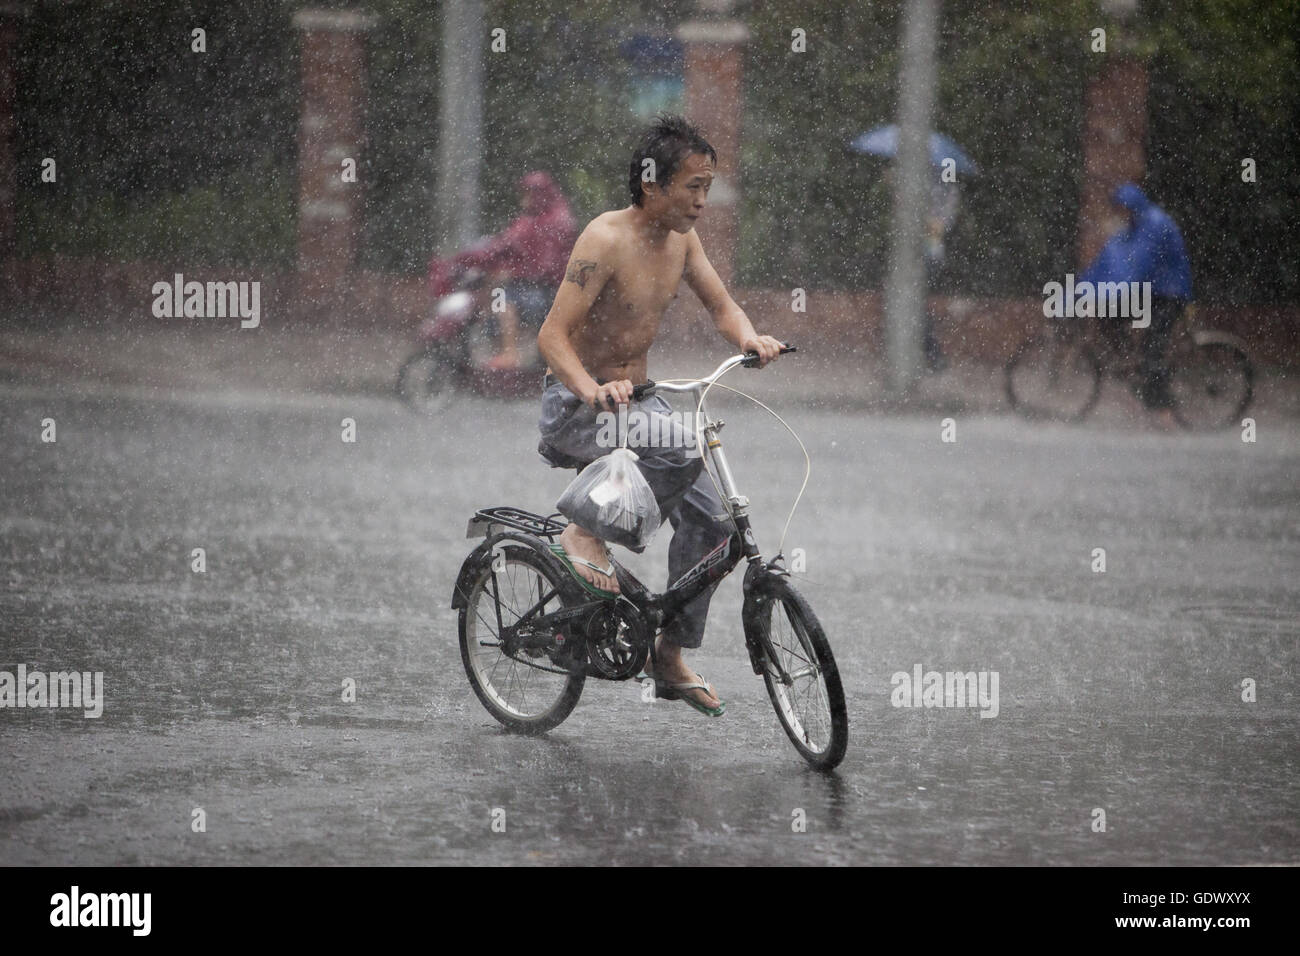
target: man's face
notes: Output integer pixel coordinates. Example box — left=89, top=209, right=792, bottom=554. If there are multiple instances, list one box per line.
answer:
left=644, top=151, right=714, bottom=233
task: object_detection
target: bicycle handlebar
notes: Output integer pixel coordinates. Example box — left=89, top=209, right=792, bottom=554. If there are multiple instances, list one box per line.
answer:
left=631, top=343, right=796, bottom=400
left=739, top=343, right=798, bottom=367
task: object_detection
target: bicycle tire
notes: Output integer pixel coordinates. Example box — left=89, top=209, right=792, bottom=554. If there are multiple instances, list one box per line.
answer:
left=1005, top=332, right=1102, bottom=423
left=747, top=576, right=848, bottom=771
left=458, top=542, right=585, bottom=735
left=1170, top=341, right=1255, bottom=431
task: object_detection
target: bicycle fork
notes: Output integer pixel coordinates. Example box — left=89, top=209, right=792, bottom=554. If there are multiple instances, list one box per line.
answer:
left=698, top=413, right=800, bottom=685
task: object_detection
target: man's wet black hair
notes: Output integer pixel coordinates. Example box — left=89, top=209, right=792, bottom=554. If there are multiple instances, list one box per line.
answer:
left=628, top=114, right=717, bottom=207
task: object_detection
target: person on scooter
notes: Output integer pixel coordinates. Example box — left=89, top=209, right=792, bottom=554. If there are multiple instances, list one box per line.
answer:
left=456, top=171, right=577, bottom=370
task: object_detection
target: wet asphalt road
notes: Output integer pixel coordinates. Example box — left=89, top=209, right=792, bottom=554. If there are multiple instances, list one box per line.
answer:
left=1, top=378, right=1297, bottom=865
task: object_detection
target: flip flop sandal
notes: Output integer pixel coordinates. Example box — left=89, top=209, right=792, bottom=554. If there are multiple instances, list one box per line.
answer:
left=655, top=672, right=726, bottom=717
left=547, top=544, right=619, bottom=600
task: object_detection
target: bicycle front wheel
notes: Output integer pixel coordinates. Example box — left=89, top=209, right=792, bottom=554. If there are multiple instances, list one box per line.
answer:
left=1005, top=331, right=1102, bottom=422
left=1170, top=341, right=1254, bottom=431
left=748, top=578, right=848, bottom=771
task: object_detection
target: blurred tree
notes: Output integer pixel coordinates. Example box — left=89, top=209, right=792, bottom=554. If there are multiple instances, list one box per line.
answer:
left=13, top=0, right=1298, bottom=304
left=16, top=0, right=296, bottom=265
left=739, top=0, right=1299, bottom=303
left=739, top=0, right=1095, bottom=295
left=1141, top=0, right=1300, bottom=304
left=355, top=0, right=442, bottom=272
left=479, top=0, right=694, bottom=239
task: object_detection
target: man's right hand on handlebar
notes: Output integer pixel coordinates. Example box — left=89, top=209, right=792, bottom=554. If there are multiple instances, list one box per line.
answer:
left=583, top=379, right=635, bottom=412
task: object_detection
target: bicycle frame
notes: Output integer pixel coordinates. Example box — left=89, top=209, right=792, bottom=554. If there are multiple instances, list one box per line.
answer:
left=617, top=355, right=770, bottom=632
left=1052, top=313, right=1209, bottom=378
left=1039, top=316, right=1125, bottom=372
left=454, top=352, right=794, bottom=679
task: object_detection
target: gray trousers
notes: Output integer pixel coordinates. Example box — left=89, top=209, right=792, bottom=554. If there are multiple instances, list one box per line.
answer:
left=537, top=381, right=731, bottom=649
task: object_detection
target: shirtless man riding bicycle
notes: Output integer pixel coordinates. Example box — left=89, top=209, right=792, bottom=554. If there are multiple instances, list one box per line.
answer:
left=536, top=116, right=783, bottom=716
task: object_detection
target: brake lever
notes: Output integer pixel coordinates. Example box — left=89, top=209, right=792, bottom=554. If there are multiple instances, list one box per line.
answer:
left=740, top=343, right=798, bottom=368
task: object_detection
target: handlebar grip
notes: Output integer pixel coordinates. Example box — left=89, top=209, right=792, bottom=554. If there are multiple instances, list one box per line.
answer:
left=740, top=343, right=797, bottom=368
left=631, top=382, right=652, bottom=401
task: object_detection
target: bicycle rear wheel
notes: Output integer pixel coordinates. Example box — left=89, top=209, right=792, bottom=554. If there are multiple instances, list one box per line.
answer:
left=1005, top=331, right=1102, bottom=422
left=748, top=577, right=848, bottom=771
left=458, top=543, right=585, bottom=734
left=1170, top=342, right=1254, bottom=431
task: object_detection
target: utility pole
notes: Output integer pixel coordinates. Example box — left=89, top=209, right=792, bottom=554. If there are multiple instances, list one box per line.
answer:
left=884, top=0, right=940, bottom=395
left=436, top=0, right=484, bottom=254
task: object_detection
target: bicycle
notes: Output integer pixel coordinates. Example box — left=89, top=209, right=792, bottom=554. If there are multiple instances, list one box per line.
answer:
left=450, top=347, right=850, bottom=771
left=1005, top=308, right=1254, bottom=429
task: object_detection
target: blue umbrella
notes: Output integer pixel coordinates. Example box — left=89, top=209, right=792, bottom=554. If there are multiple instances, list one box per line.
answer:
left=849, top=124, right=979, bottom=176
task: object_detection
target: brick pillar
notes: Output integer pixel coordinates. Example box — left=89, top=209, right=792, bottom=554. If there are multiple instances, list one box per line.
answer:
left=292, top=8, right=375, bottom=297
left=0, top=3, right=29, bottom=265
left=676, top=19, right=747, bottom=287
left=1076, top=55, right=1148, bottom=268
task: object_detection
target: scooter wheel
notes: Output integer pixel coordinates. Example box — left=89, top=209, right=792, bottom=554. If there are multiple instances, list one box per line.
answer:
left=396, top=349, right=455, bottom=415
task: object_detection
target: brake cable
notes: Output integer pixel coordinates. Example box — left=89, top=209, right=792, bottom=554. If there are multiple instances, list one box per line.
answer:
left=648, top=370, right=812, bottom=559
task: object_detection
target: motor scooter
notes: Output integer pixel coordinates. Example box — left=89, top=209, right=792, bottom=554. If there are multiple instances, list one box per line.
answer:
left=396, top=258, right=546, bottom=414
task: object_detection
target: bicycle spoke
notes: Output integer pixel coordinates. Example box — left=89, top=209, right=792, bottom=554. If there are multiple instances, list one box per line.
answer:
left=760, top=595, right=836, bottom=754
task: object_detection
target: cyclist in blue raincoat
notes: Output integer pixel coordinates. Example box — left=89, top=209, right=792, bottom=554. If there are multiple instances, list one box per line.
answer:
left=1080, top=182, right=1193, bottom=420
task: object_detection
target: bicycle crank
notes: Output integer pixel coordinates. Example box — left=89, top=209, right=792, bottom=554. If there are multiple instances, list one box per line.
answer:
left=582, top=601, right=650, bottom=680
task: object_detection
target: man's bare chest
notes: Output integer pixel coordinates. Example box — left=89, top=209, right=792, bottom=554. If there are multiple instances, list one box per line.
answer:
left=600, top=247, right=687, bottom=318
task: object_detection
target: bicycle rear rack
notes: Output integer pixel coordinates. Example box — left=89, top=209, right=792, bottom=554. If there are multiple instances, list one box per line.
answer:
left=466, top=506, right=568, bottom=540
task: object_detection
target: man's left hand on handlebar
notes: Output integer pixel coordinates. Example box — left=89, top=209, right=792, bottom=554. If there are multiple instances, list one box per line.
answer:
left=742, top=334, right=785, bottom=368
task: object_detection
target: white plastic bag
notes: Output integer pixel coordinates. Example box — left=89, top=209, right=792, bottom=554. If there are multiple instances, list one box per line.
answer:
left=556, top=447, right=661, bottom=551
